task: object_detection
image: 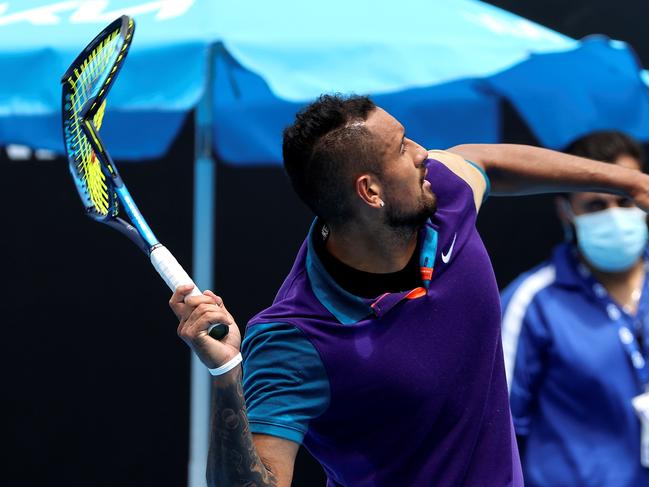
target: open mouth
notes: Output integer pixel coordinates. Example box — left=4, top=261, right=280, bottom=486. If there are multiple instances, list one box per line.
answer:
left=421, top=168, right=429, bottom=188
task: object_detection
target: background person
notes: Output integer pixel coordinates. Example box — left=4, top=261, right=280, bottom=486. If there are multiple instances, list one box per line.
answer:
left=501, top=131, right=649, bottom=487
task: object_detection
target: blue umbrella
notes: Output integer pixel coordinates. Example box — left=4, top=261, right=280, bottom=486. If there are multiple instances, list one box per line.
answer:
left=2, top=0, right=649, bottom=161
left=2, top=1, right=649, bottom=486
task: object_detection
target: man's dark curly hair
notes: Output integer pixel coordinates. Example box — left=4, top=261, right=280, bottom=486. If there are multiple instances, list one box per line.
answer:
left=564, top=131, right=645, bottom=170
left=283, top=94, right=378, bottom=225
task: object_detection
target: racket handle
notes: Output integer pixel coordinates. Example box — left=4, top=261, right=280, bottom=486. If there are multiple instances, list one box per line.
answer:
left=150, top=245, right=228, bottom=340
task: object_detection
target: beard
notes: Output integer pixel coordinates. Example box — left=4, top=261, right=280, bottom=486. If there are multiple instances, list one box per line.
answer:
left=383, top=187, right=437, bottom=232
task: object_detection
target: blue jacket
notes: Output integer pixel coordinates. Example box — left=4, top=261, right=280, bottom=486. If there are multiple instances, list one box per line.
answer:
left=502, top=243, right=649, bottom=487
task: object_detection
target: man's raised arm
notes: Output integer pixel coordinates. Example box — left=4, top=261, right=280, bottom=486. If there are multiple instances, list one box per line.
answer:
left=169, top=285, right=298, bottom=487
left=449, top=143, right=649, bottom=207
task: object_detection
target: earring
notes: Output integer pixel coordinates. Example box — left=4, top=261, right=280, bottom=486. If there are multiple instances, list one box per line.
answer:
left=379, top=199, right=385, bottom=208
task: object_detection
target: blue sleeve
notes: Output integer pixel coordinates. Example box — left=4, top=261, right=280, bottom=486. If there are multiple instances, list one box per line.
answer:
left=241, top=322, right=330, bottom=444
left=465, top=159, right=491, bottom=202
left=501, top=276, right=553, bottom=436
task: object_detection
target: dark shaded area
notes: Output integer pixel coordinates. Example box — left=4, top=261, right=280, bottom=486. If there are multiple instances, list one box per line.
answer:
left=3, top=2, right=649, bottom=486
left=1, top=115, right=195, bottom=486
left=486, top=0, right=649, bottom=66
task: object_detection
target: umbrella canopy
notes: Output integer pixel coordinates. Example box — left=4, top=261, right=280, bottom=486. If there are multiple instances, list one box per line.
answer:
left=1, top=0, right=648, bottom=163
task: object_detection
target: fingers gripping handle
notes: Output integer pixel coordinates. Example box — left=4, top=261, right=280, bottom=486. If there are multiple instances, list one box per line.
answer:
left=150, top=246, right=228, bottom=340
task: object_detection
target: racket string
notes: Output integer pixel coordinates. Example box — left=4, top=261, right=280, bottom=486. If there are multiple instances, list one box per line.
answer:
left=65, top=28, right=122, bottom=216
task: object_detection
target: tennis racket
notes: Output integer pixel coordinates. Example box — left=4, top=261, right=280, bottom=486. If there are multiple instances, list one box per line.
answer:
left=61, top=15, right=228, bottom=341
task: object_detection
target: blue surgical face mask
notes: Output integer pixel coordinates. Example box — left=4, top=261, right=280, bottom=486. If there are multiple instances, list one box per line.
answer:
left=573, top=207, right=648, bottom=272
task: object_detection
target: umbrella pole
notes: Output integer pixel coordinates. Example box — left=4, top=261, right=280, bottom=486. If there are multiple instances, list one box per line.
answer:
left=189, top=45, right=216, bottom=487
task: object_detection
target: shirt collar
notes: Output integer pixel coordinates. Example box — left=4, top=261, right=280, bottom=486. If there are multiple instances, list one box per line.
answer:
left=305, top=219, right=438, bottom=324
left=552, top=242, right=649, bottom=291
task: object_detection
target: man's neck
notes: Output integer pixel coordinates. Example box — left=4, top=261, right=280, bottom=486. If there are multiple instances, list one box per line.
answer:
left=586, top=257, right=646, bottom=314
left=324, top=221, right=419, bottom=274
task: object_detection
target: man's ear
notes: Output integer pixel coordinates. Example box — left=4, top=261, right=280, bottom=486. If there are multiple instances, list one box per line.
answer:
left=555, top=196, right=575, bottom=241
left=554, top=196, right=573, bottom=225
left=355, top=173, right=383, bottom=209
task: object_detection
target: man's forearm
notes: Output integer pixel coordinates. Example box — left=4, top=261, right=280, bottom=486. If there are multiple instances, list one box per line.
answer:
left=449, top=143, right=647, bottom=198
left=207, top=366, right=277, bottom=487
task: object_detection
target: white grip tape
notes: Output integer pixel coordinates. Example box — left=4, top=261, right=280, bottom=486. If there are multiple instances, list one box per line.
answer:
left=150, top=245, right=220, bottom=336
left=150, top=245, right=201, bottom=297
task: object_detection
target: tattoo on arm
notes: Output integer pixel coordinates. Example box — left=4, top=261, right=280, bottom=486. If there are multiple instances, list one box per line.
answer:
left=207, top=366, right=278, bottom=487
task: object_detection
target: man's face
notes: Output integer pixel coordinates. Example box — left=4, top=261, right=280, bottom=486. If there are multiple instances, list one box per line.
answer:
left=364, top=107, right=437, bottom=229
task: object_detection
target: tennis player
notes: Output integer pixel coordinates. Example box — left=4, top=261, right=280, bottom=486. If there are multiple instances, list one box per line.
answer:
left=170, top=95, right=649, bottom=486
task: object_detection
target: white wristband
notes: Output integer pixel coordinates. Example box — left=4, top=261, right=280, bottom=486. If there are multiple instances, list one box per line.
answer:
left=208, top=353, right=242, bottom=376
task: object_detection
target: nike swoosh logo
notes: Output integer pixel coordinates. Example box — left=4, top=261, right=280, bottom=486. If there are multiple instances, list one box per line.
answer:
left=441, top=233, right=457, bottom=264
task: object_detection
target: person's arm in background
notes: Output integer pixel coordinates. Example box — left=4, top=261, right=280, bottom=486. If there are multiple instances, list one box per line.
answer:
left=448, top=144, right=649, bottom=207
left=169, top=285, right=298, bottom=487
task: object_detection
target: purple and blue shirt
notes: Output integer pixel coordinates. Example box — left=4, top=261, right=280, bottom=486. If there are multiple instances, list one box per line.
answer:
left=242, top=157, right=523, bottom=486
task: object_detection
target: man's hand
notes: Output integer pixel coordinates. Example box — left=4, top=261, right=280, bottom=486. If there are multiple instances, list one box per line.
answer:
left=169, top=285, right=242, bottom=369
left=630, top=175, right=649, bottom=213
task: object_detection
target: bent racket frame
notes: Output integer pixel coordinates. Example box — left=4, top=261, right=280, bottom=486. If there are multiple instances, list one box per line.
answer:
left=61, top=16, right=227, bottom=340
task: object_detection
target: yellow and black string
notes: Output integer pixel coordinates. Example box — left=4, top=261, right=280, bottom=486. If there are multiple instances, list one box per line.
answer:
left=65, top=27, right=124, bottom=216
